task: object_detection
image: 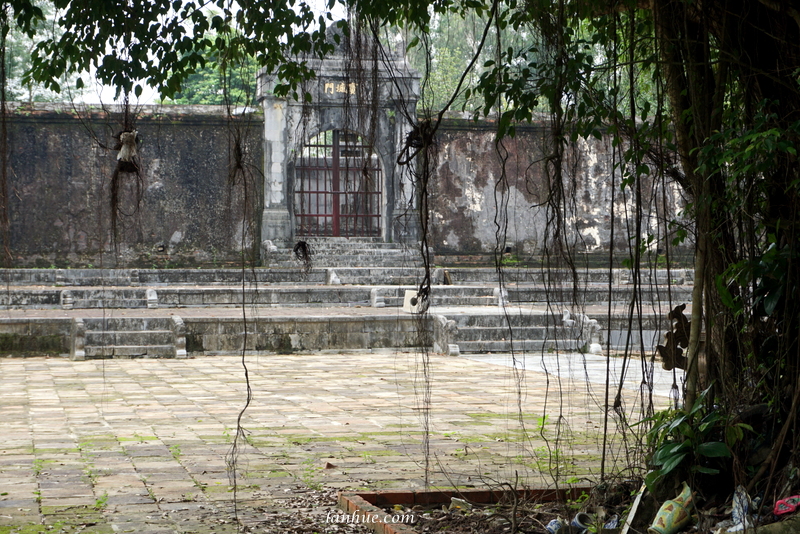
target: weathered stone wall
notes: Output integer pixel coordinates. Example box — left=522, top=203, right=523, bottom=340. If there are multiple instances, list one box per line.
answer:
left=431, top=118, right=690, bottom=262
left=4, top=103, right=263, bottom=268
left=2, top=105, right=688, bottom=267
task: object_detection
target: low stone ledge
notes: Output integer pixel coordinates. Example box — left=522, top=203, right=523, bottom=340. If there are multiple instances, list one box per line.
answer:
left=0, top=318, right=71, bottom=356
left=182, top=315, right=432, bottom=354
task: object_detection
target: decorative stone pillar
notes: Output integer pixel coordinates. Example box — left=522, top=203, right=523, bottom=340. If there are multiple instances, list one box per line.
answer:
left=260, top=96, right=294, bottom=247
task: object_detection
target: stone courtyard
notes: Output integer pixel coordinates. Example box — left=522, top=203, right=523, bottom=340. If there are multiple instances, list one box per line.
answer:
left=0, top=345, right=673, bottom=533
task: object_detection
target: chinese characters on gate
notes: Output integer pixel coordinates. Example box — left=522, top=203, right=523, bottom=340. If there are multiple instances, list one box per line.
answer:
left=324, top=82, right=357, bottom=95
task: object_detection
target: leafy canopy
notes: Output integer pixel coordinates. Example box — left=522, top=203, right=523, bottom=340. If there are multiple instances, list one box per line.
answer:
left=7, top=0, right=341, bottom=100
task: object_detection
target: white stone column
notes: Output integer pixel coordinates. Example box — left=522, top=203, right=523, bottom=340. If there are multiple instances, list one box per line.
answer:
left=260, top=78, right=293, bottom=248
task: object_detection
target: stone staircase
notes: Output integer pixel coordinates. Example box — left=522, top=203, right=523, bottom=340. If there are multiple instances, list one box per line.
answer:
left=371, top=286, right=505, bottom=308
left=61, top=289, right=157, bottom=309
left=0, top=263, right=686, bottom=358
left=70, top=317, right=186, bottom=360
left=432, top=310, right=601, bottom=356
left=264, top=238, right=426, bottom=268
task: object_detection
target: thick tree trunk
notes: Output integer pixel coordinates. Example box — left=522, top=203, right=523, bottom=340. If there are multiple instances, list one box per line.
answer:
left=685, top=231, right=705, bottom=409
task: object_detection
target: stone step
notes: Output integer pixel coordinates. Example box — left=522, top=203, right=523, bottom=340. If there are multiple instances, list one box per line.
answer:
left=0, top=266, right=695, bottom=288
left=274, top=241, right=413, bottom=251
left=433, top=310, right=600, bottom=355
left=267, top=239, right=424, bottom=269
left=85, top=345, right=176, bottom=359
left=268, top=255, right=424, bottom=268
left=72, top=316, right=186, bottom=361
left=508, top=286, right=693, bottom=304
left=381, top=286, right=499, bottom=297
left=156, top=287, right=373, bottom=307
left=281, top=243, right=410, bottom=251
left=278, top=247, right=418, bottom=257
left=0, top=285, right=692, bottom=311
left=71, top=299, right=149, bottom=309
left=446, top=313, right=561, bottom=328
left=294, top=237, right=386, bottom=244
left=444, top=268, right=609, bottom=284
left=85, top=330, right=173, bottom=345
left=60, top=289, right=154, bottom=310
left=456, top=339, right=580, bottom=353
left=83, top=317, right=173, bottom=331
left=385, top=295, right=498, bottom=307
left=453, top=325, right=575, bottom=341
left=377, top=286, right=502, bottom=308
left=0, top=291, right=60, bottom=308
left=138, top=269, right=329, bottom=285
left=65, top=289, right=147, bottom=299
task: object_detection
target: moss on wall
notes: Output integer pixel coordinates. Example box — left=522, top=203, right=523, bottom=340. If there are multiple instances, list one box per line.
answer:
left=0, top=333, right=66, bottom=355
left=5, top=103, right=263, bottom=268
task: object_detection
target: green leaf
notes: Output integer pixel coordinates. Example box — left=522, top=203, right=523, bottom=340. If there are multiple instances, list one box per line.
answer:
left=670, top=442, right=691, bottom=455
left=715, top=275, right=736, bottom=310
left=698, top=411, right=722, bottom=431
left=497, top=110, right=514, bottom=139
left=660, top=452, right=687, bottom=475
left=645, top=469, right=662, bottom=491
left=667, top=414, right=688, bottom=432
left=763, top=286, right=783, bottom=315
left=693, top=465, right=720, bottom=475
left=697, top=441, right=730, bottom=458
left=689, top=386, right=712, bottom=415
left=725, top=425, right=743, bottom=446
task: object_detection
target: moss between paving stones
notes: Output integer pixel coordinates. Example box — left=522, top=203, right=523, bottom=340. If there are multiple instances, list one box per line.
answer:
left=448, top=419, right=495, bottom=426
left=0, top=526, right=53, bottom=534
left=30, top=448, right=81, bottom=455
left=78, top=438, right=119, bottom=449
left=357, top=431, right=427, bottom=437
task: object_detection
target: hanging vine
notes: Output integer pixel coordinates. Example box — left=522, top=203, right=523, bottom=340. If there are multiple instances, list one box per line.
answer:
left=0, top=2, right=10, bottom=267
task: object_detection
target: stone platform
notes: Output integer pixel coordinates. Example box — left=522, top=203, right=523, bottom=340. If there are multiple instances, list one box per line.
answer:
left=0, top=267, right=692, bottom=359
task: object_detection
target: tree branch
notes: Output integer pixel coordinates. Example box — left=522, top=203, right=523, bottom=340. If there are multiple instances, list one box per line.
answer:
left=758, top=0, right=800, bottom=34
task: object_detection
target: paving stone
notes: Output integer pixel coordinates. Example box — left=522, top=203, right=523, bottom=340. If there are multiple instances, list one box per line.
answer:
left=108, top=502, right=161, bottom=513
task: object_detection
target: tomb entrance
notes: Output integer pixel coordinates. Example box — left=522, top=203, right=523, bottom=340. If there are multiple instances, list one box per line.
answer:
left=258, top=33, right=420, bottom=251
